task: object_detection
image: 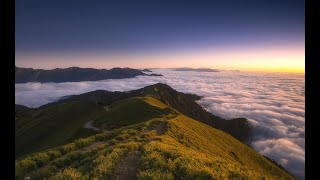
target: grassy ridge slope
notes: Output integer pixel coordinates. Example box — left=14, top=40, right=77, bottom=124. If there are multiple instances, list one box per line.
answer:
left=43, top=83, right=251, bottom=141
left=93, top=97, right=175, bottom=130
left=131, top=83, right=251, bottom=141
left=15, top=96, right=175, bottom=158
left=15, top=101, right=104, bottom=158
left=15, top=97, right=295, bottom=179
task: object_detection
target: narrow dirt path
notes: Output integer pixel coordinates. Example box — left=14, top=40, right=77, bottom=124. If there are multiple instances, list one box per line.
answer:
left=104, top=106, right=111, bottom=112
left=79, top=142, right=104, bottom=153
left=83, top=120, right=101, bottom=131
left=153, top=121, right=166, bottom=135
left=83, top=106, right=110, bottom=131
left=147, top=121, right=167, bottom=135
left=112, top=151, right=141, bottom=180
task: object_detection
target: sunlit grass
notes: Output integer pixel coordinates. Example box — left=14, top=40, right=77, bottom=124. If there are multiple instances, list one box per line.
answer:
left=15, top=97, right=295, bottom=179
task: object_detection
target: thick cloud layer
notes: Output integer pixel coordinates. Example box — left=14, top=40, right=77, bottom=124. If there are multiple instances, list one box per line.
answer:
left=15, top=69, right=305, bottom=179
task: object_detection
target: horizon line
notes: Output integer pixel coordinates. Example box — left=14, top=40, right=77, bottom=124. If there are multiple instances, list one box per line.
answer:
left=15, top=65, right=305, bottom=74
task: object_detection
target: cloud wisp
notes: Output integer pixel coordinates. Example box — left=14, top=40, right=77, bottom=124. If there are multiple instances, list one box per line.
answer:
left=15, top=69, right=305, bottom=179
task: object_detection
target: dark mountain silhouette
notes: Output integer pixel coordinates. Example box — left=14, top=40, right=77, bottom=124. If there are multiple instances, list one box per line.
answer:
left=141, top=68, right=152, bottom=72
left=148, top=73, right=163, bottom=76
left=15, top=66, right=161, bottom=83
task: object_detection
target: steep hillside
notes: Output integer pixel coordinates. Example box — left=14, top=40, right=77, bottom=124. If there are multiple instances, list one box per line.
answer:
left=15, top=96, right=175, bottom=158
left=132, top=83, right=251, bottom=141
left=15, top=84, right=251, bottom=158
left=15, top=97, right=295, bottom=179
left=41, top=83, right=251, bottom=142
left=15, top=101, right=104, bottom=157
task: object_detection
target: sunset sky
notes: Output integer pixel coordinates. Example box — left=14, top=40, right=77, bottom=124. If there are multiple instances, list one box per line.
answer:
left=15, top=0, right=304, bottom=73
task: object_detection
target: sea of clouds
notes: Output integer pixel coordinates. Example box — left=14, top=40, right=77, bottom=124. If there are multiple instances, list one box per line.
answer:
left=15, top=69, right=305, bottom=179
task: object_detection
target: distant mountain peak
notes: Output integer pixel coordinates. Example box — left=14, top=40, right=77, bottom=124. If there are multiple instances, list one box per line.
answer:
left=173, top=67, right=220, bottom=72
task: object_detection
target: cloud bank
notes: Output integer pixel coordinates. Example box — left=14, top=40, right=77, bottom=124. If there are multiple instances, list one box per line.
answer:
left=15, top=69, right=305, bottom=179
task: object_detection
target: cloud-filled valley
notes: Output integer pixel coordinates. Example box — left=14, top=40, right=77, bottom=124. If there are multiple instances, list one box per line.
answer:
left=15, top=69, right=305, bottom=179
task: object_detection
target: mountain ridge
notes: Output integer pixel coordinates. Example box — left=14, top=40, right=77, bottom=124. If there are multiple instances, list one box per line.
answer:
left=15, top=66, right=160, bottom=83
left=30, top=83, right=251, bottom=142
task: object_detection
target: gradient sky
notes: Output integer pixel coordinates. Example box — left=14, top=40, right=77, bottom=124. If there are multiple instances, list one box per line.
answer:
left=15, top=0, right=304, bottom=72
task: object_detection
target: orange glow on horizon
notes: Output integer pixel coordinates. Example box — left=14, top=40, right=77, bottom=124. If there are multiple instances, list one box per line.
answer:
left=15, top=44, right=304, bottom=73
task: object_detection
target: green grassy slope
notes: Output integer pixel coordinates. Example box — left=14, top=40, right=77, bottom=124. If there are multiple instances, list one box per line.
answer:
left=15, top=97, right=295, bottom=179
left=35, top=83, right=251, bottom=142
left=15, top=96, right=175, bottom=158
left=131, top=83, right=251, bottom=141
left=15, top=101, right=104, bottom=158
left=155, top=115, right=295, bottom=179
left=93, top=97, right=176, bottom=130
